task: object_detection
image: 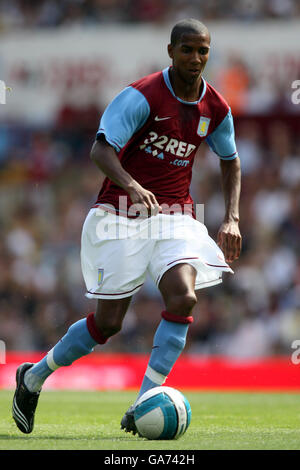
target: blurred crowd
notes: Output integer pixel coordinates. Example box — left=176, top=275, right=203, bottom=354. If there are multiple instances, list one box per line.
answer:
left=0, top=2, right=299, bottom=358
left=0, top=95, right=299, bottom=358
left=0, top=0, right=300, bottom=30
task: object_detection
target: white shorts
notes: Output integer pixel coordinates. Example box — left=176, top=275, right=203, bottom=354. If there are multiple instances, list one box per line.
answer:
left=80, top=208, right=233, bottom=300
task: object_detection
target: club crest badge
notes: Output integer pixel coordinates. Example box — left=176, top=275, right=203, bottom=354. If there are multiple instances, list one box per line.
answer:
left=197, top=116, right=211, bottom=137
left=98, top=268, right=104, bottom=285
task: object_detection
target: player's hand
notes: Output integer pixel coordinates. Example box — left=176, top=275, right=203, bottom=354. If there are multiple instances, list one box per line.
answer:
left=126, top=180, right=162, bottom=216
left=217, top=220, right=242, bottom=264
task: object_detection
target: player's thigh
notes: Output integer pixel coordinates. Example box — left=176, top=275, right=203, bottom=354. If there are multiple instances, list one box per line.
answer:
left=148, top=214, right=232, bottom=296
left=81, top=209, right=154, bottom=298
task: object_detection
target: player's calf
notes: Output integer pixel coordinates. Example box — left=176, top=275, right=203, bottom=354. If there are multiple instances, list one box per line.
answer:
left=93, top=297, right=131, bottom=339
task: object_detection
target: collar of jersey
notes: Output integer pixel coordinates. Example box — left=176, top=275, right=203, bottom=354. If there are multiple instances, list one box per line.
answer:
left=162, top=67, right=207, bottom=105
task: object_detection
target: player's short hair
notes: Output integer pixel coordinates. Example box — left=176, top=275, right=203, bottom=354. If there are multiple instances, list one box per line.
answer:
left=170, top=18, right=210, bottom=46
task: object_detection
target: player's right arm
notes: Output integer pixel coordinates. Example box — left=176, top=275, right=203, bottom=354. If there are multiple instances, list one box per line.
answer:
left=90, top=138, right=160, bottom=212
left=90, top=86, right=161, bottom=212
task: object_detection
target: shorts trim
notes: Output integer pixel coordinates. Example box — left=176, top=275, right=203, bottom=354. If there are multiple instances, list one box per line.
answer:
left=205, top=262, right=229, bottom=268
left=166, top=257, right=199, bottom=267
left=85, top=282, right=144, bottom=300
left=156, top=258, right=199, bottom=285
left=156, top=258, right=223, bottom=290
left=194, top=277, right=222, bottom=290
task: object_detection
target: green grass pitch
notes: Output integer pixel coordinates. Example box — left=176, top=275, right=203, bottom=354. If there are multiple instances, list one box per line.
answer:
left=0, top=390, right=299, bottom=450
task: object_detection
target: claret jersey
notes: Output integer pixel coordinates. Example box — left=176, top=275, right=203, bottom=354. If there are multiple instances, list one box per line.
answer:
left=95, top=67, right=238, bottom=216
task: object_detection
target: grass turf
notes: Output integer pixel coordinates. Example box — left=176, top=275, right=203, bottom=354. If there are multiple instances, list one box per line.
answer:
left=0, top=390, right=299, bottom=450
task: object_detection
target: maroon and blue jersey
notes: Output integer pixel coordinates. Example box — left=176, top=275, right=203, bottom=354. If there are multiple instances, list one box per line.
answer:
left=95, top=67, right=238, bottom=216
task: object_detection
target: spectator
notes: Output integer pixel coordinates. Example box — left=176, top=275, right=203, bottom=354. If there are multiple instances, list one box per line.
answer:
left=1, top=0, right=300, bottom=31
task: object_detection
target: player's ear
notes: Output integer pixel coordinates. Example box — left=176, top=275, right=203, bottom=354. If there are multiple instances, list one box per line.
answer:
left=167, top=44, right=174, bottom=60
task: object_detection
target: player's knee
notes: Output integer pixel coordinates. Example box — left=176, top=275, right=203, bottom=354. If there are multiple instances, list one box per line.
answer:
left=166, top=292, right=197, bottom=316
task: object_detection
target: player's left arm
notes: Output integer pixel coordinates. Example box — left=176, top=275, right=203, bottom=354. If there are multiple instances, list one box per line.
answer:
left=205, top=108, right=242, bottom=264
left=218, top=156, right=241, bottom=264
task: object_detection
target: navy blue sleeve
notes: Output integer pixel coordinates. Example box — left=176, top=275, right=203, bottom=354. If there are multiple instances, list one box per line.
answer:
left=205, top=108, right=238, bottom=160
left=97, top=86, right=150, bottom=152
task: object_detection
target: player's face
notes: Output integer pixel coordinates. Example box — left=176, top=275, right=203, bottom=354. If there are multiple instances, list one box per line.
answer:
left=168, top=33, right=210, bottom=85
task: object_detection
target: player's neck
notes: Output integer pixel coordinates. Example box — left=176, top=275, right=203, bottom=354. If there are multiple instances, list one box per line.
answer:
left=169, top=68, right=203, bottom=102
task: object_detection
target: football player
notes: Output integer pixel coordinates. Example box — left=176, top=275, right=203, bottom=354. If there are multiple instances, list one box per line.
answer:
left=12, top=18, right=241, bottom=435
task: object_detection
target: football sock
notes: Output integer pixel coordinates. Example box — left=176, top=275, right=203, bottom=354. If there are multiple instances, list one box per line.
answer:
left=24, top=314, right=105, bottom=393
left=135, top=311, right=193, bottom=404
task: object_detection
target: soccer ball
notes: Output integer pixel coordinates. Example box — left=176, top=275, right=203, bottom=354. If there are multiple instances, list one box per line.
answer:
left=133, top=386, right=191, bottom=440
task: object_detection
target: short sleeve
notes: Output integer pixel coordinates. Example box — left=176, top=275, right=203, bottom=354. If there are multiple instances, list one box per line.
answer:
left=97, top=86, right=150, bottom=152
left=205, top=108, right=238, bottom=160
